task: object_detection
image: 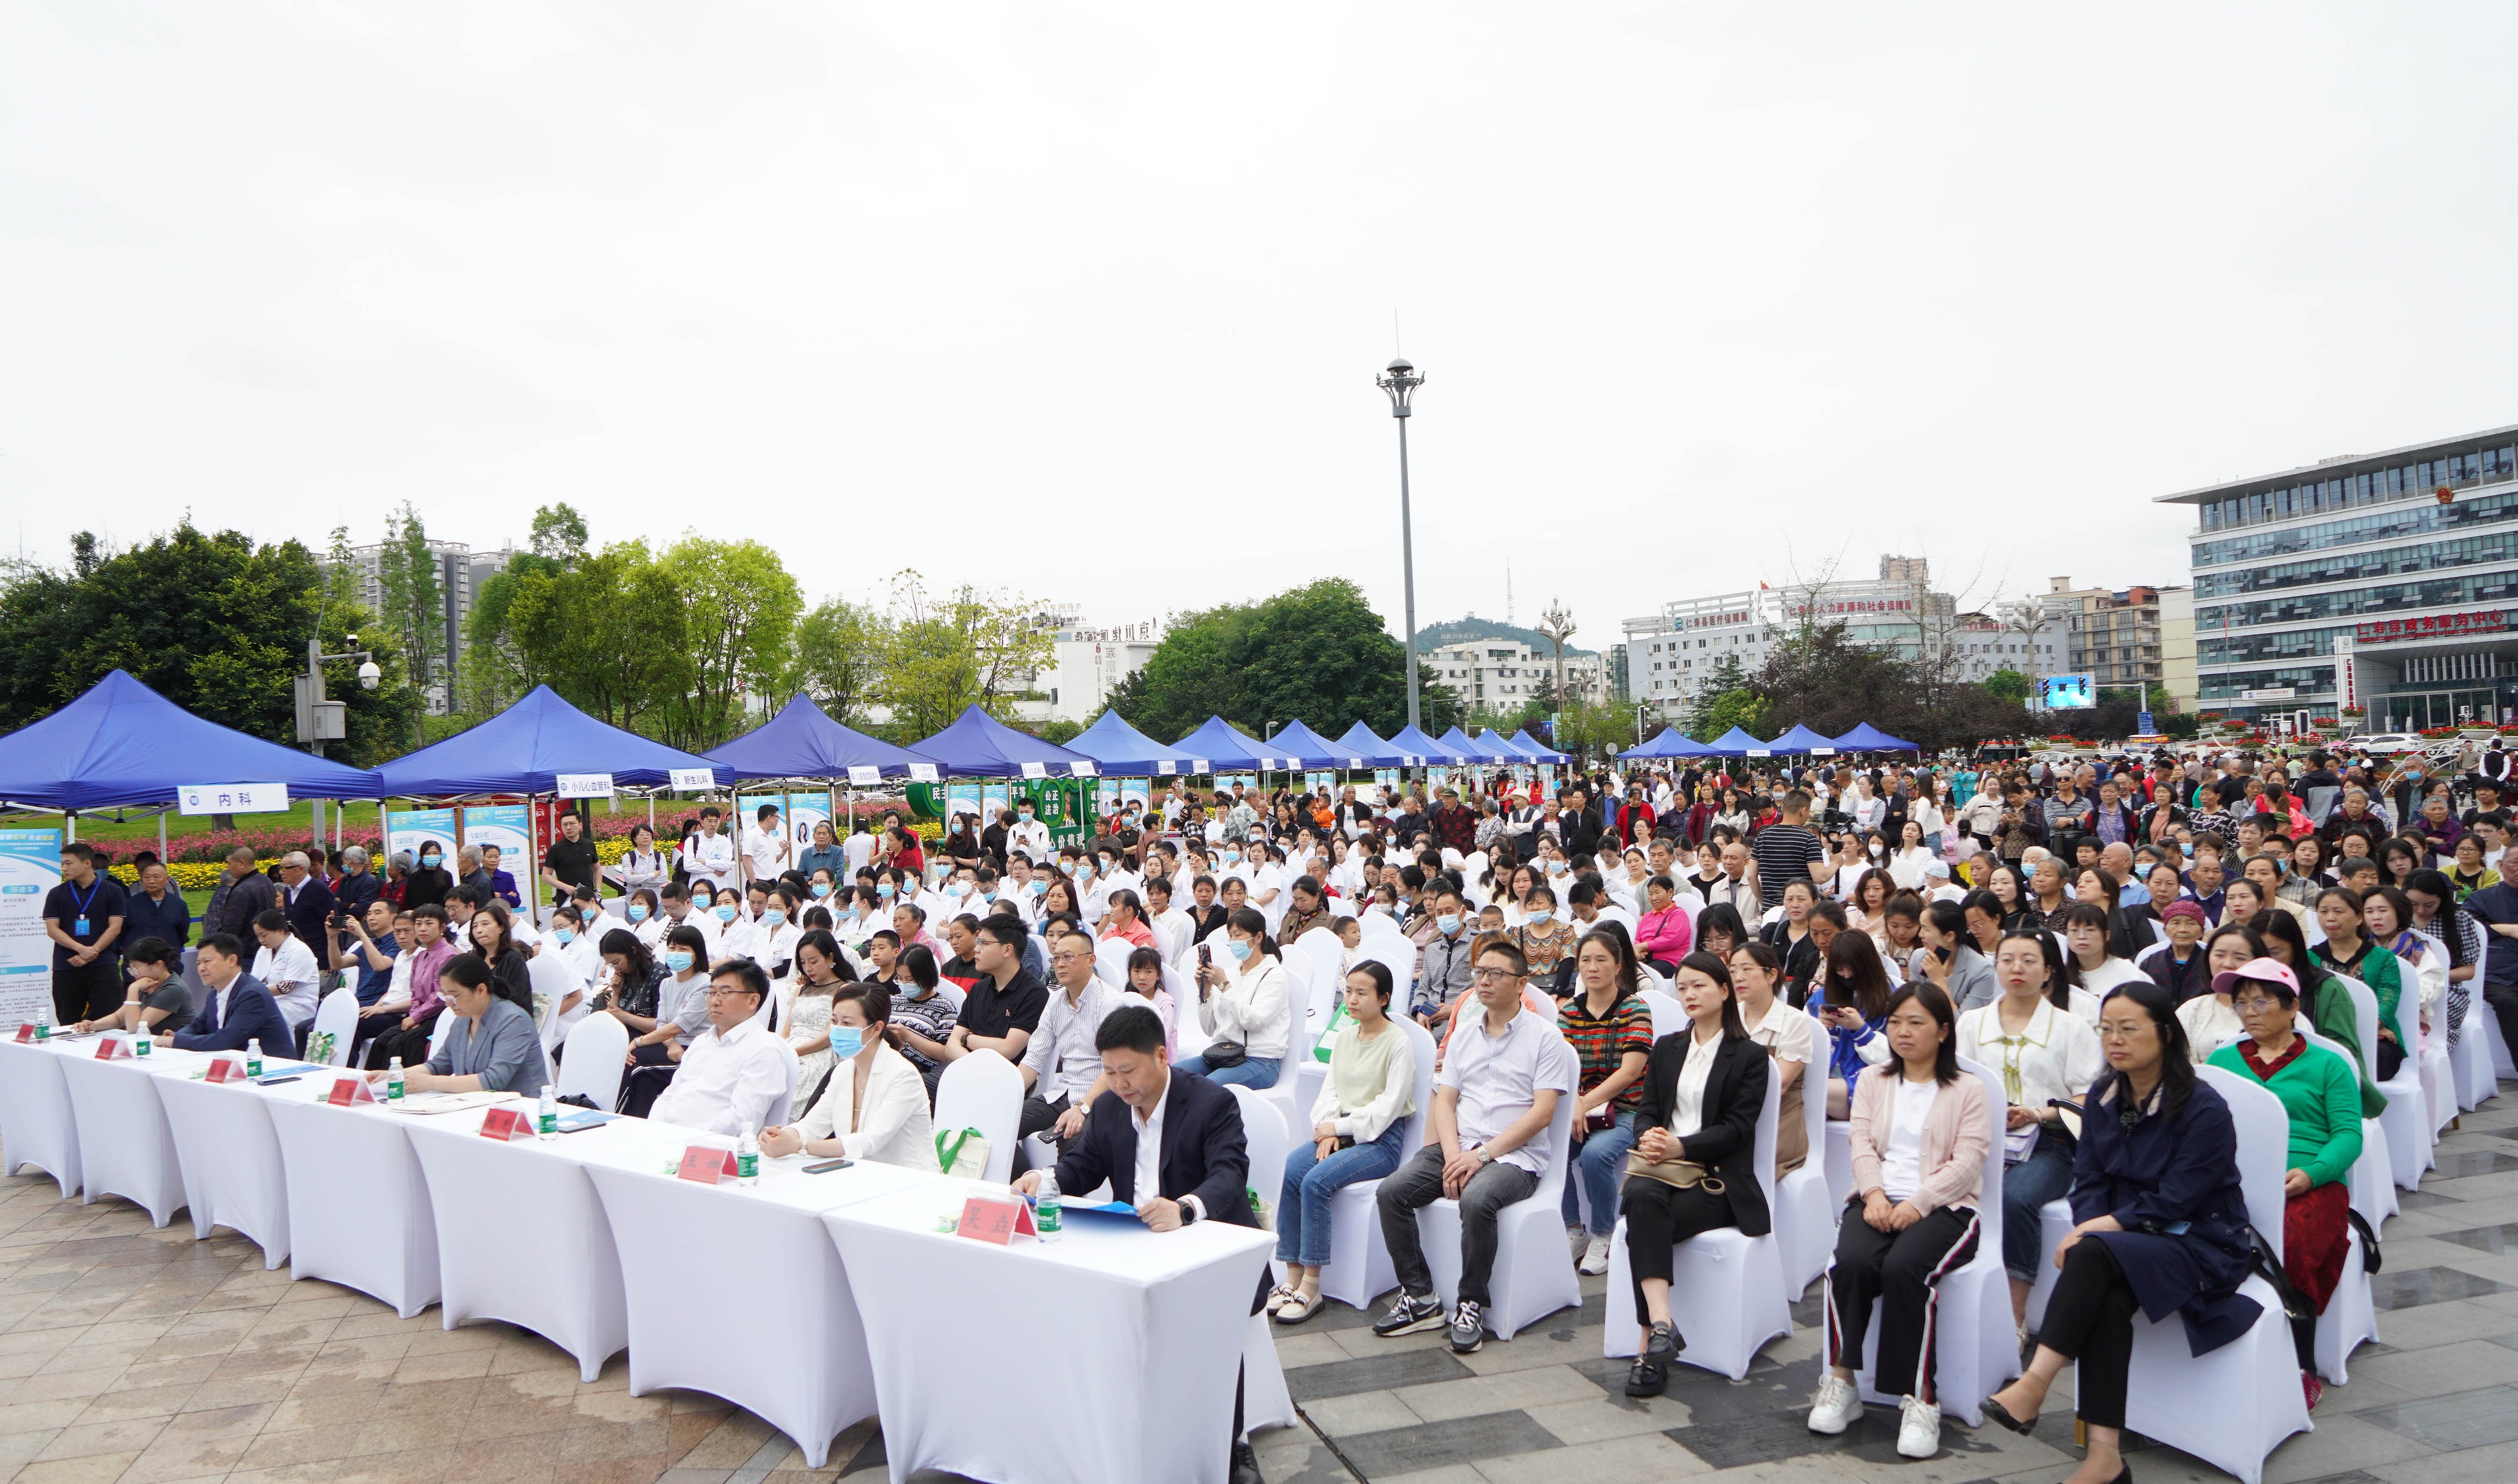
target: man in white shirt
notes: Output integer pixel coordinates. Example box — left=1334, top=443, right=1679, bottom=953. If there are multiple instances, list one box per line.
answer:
left=743, top=803, right=791, bottom=887
left=1705, top=843, right=1760, bottom=918
left=1017, top=928, right=1122, bottom=1157
left=842, top=821, right=880, bottom=878
left=1374, top=940, right=1575, bottom=1353
left=1009, top=801, right=1052, bottom=865
left=682, top=808, right=738, bottom=893
left=249, top=908, right=322, bottom=1033
left=647, top=961, right=794, bottom=1135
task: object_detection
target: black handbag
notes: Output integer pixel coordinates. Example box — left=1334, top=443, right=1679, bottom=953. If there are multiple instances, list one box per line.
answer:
left=1200, top=1039, right=1249, bottom=1069
left=2243, top=1225, right=2317, bottom=1372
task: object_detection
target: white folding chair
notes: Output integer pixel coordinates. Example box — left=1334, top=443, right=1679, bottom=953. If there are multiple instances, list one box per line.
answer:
left=2024, top=1198, right=2074, bottom=1333
left=1154, top=914, right=1192, bottom=967
left=1637, top=990, right=1683, bottom=1040
left=1603, top=1052, right=1791, bottom=1378
left=1254, top=957, right=1307, bottom=1146
left=1317, top=1019, right=1439, bottom=1309
left=1411, top=1038, right=1583, bottom=1339
left=554, top=1012, right=629, bottom=1109
left=2340, top=974, right=2433, bottom=1189
left=2452, top=989, right=2496, bottom=1111
left=933, top=1049, right=1023, bottom=1184
left=1772, top=1055, right=1835, bottom=1295
left=2488, top=995, right=2518, bottom=1081
left=2295, top=1018, right=2397, bottom=1229
left=1823, top=1118, right=1854, bottom=1211
left=428, top=1010, right=458, bottom=1061
left=305, top=987, right=359, bottom=1067
left=2121, top=1067, right=2313, bottom=1484
left=528, top=950, right=587, bottom=1049
left=1231, top=1087, right=1291, bottom=1238
left=1852, top=1058, right=2021, bottom=1425
left=1094, top=936, right=1135, bottom=990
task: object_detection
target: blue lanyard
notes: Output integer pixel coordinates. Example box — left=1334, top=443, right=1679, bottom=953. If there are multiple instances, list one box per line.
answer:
left=65, top=876, right=102, bottom=918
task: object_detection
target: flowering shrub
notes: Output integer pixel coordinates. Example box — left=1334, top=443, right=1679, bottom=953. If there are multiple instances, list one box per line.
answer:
left=2421, top=726, right=2463, bottom=739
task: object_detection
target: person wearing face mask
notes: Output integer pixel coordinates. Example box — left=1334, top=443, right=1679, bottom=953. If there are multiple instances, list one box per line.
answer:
left=615, top=924, right=715, bottom=1116
left=401, top=842, right=453, bottom=911
left=999, top=799, right=1046, bottom=864
left=622, top=888, right=662, bottom=947
left=763, top=982, right=939, bottom=1170
left=1177, top=907, right=1293, bottom=1090
left=1410, top=887, right=1478, bottom=1030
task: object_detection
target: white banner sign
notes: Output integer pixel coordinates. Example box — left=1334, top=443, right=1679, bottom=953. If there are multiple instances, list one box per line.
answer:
left=1747, top=748, right=1774, bottom=758
left=668, top=768, right=716, bottom=792
left=907, top=763, right=939, bottom=783
left=1156, top=760, right=1177, bottom=776
left=556, top=772, right=615, bottom=799
left=0, top=828, right=62, bottom=1030
left=1020, top=762, right=1047, bottom=780
left=177, top=783, right=290, bottom=817
left=1192, top=759, right=1212, bottom=775
left=1348, top=756, right=1365, bottom=768
left=1069, top=760, right=1097, bottom=778
left=847, top=765, right=882, bottom=786
left=1809, top=746, right=1837, bottom=757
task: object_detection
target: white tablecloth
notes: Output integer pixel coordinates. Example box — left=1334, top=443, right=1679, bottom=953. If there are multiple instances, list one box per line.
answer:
left=404, top=1108, right=644, bottom=1382
left=825, top=1184, right=1274, bottom=1484
left=0, top=1038, right=84, bottom=1198
left=578, top=1137, right=937, bottom=1468
left=263, top=1079, right=445, bottom=1319
left=153, top=1061, right=296, bottom=1264
left=57, top=1040, right=207, bottom=1227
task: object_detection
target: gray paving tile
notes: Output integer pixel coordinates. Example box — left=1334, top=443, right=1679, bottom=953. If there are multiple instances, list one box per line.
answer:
left=2362, top=1384, right=2518, bottom=1451
left=1287, top=1347, right=1475, bottom=1402
left=2370, top=1265, right=2516, bottom=1310
left=2436, top=1221, right=2518, bottom=1256
left=2430, top=1151, right=2518, bottom=1180
left=1333, top=1408, right=1561, bottom=1477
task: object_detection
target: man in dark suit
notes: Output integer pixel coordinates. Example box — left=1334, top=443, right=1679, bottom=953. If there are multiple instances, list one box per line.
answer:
left=277, top=852, right=337, bottom=967
left=210, top=846, right=276, bottom=943
left=164, top=934, right=294, bottom=1055
left=1015, top=1005, right=1267, bottom=1484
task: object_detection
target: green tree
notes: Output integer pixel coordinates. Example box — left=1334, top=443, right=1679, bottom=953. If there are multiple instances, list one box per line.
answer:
left=1108, top=579, right=1439, bottom=743
left=529, top=503, right=589, bottom=565
left=506, top=540, right=694, bottom=733
left=372, top=502, right=443, bottom=745
left=868, top=572, right=1055, bottom=740
left=658, top=536, right=802, bottom=749
left=1979, top=667, right=2033, bottom=704
left=0, top=525, right=412, bottom=764
left=792, top=598, right=888, bottom=726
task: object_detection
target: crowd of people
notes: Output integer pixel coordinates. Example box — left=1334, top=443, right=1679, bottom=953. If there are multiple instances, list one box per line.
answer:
left=34, top=734, right=2508, bottom=1484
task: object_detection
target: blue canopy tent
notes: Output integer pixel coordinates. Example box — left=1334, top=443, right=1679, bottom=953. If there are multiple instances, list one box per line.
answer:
left=1510, top=728, right=1571, bottom=764
left=908, top=705, right=1097, bottom=778
left=1764, top=722, right=1840, bottom=755
left=1386, top=724, right=1465, bottom=765
left=703, top=694, right=940, bottom=781
left=1335, top=722, right=1409, bottom=768
left=1173, top=716, right=1269, bottom=772
left=373, top=686, right=724, bottom=797
left=1477, top=728, right=1541, bottom=764
left=1255, top=720, right=1351, bottom=771
left=0, top=669, right=384, bottom=813
left=1700, top=726, right=1763, bottom=758
left=1830, top=722, right=1921, bottom=752
left=1625, top=728, right=1703, bottom=759
left=1437, top=726, right=1502, bottom=764
left=1065, top=711, right=1199, bottom=777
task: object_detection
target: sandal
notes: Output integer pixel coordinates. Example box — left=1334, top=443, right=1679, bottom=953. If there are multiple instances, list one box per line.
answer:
left=1274, top=1290, right=1324, bottom=1325
left=1264, top=1284, right=1297, bottom=1315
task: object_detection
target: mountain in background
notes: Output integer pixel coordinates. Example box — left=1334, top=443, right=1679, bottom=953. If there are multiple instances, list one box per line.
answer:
left=1412, top=615, right=1597, bottom=658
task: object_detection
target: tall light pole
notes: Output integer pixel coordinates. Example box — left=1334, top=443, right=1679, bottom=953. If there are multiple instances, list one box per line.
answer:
left=1377, top=357, right=1425, bottom=731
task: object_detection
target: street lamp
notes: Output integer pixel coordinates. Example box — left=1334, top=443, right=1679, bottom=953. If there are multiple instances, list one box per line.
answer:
left=1377, top=356, right=1425, bottom=731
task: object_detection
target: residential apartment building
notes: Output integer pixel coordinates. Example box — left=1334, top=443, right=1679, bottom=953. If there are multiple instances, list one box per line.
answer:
left=324, top=539, right=514, bottom=713
left=1418, top=636, right=1604, bottom=709
left=2158, top=423, right=2518, bottom=727
left=2159, top=585, right=2198, bottom=713
left=2046, top=578, right=2165, bottom=693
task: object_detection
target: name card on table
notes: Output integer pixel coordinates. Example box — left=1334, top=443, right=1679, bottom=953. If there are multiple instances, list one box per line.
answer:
left=669, top=768, right=717, bottom=793
left=94, top=1036, right=131, bottom=1060
left=907, top=763, right=939, bottom=783
left=478, top=1106, right=531, bottom=1141
left=14, top=1024, right=34, bottom=1043
left=325, top=1076, right=377, bottom=1106
left=205, top=1058, right=246, bottom=1084
left=847, top=765, right=881, bottom=786
left=956, top=1195, right=1037, bottom=1246
left=556, top=772, right=615, bottom=800
left=677, top=1146, right=739, bottom=1184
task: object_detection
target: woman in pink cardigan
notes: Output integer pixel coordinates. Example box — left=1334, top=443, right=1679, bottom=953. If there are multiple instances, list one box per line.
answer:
left=1807, top=981, right=1994, bottom=1460
left=1633, top=875, right=1694, bottom=974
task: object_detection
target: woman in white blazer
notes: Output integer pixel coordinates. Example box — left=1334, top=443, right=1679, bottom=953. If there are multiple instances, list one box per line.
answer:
left=761, top=983, right=939, bottom=1172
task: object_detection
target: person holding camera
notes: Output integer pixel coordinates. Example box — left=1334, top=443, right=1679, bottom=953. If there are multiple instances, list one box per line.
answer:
left=329, top=897, right=402, bottom=1013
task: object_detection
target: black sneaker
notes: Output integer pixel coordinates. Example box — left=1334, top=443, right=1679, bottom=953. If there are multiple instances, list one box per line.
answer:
left=1449, top=1299, right=1486, bottom=1353
left=1371, top=1293, right=1446, bottom=1337
left=1229, top=1439, right=1264, bottom=1484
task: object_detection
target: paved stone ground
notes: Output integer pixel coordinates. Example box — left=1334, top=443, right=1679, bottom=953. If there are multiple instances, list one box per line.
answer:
left=5, top=1087, right=2518, bottom=1483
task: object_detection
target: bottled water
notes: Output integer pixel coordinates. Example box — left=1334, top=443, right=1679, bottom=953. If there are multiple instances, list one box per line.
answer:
left=1035, top=1165, right=1063, bottom=1241
left=736, top=1126, right=760, bottom=1187
left=244, top=1038, right=263, bottom=1079
left=537, top=1086, right=558, bottom=1141
left=385, top=1056, right=405, bottom=1103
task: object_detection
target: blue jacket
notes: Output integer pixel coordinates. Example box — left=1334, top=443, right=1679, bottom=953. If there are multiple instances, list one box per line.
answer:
left=119, top=886, right=193, bottom=951
left=172, top=972, right=295, bottom=1055
left=2070, top=1072, right=2260, bottom=1356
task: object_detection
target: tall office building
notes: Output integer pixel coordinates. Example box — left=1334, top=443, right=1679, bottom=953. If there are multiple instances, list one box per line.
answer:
left=323, top=539, right=514, bottom=713
left=2159, top=423, right=2518, bottom=727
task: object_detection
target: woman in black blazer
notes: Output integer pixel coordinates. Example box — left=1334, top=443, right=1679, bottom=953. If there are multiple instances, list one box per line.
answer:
left=1617, top=949, right=1772, bottom=1399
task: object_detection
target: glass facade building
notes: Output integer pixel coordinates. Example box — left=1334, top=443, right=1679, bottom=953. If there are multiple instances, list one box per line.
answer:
left=2162, top=424, right=2518, bottom=727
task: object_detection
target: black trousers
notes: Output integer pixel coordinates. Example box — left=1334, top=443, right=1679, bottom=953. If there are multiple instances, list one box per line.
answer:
left=617, top=1043, right=678, bottom=1117
left=53, top=957, right=121, bottom=1023
left=361, top=1007, right=441, bottom=1070
left=1016, top=1093, right=1079, bottom=1170
left=1617, top=1178, right=1736, bottom=1326
left=2040, top=1237, right=2140, bottom=1429
left=1824, top=1199, right=1980, bottom=1401
left=2489, top=986, right=2518, bottom=1077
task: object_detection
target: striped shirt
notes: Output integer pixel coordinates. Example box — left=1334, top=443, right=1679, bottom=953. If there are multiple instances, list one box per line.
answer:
left=1556, top=993, right=1655, bottom=1112
left=1751, top=823, right=1824, bottom=912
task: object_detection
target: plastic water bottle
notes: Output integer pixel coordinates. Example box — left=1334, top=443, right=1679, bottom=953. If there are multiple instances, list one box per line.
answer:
left=536, top=1087, right=558, bottom=1141
left=34, top=1009, right=50, bottom=1042
left=1035, top=1165, right=1063, bottom=1241
left=244, top=1038, right=263, bottom=1079
left=385, top=1056, right=405, bottom=1103
left=133, top=1027, right=151, bottom=1058
left=736, top=1126, right=760, bottom=1187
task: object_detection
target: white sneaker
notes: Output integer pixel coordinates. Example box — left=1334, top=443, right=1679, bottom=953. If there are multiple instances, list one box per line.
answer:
left=1806, top=1374, right=1861, bottom=1435
left=1896, top=1395, right=1941, bottom=1458
left=1578, top=1235, right=1612, bottom=1276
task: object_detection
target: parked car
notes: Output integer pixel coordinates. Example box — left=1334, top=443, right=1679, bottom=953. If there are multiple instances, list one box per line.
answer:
left=2344, top=732, right=2422, bottom=755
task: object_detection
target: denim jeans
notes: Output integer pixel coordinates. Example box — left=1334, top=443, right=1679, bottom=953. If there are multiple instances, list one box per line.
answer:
left=1276, top=1120, right=1409, bottom=1266
left=1174, top=1053, right=1283, bottom=1090
left=2002, top=1127, right=2077, bottom=1281
left=1561, top=1109, right=1638, bottom=1236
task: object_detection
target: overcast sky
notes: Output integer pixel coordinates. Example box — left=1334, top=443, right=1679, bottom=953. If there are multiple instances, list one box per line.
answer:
left=6, top=4, right=2515, bottom=658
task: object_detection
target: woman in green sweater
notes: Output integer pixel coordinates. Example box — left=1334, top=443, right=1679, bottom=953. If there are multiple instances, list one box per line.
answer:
left=2205, top=954, right=2360, bottom=1413
left=2309, top=887, right=2409, bottom=1082
left=2250, top=908, right=2388, bottom=1120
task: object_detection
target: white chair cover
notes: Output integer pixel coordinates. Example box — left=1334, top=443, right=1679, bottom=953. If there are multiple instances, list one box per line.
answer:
left=1637, top=990, right=1684, bottom=1040
left=2121, top=1066, right=2313, bottom=1484
left=2452, top=987, right=2496, bottom=1112
left=1095, top=936, right=1136, bottom=990
left=1318, top=1019, right=1440, bottom=1309
left=1411, top=1038, right=1583, bottom=1339
left=1772, top=1052, right=1834, bottom=1295
left=2298, top=1021, right=2397, bottom=1227
left=556, top=1011, right=631, bottom=1109
left=306, top=986, right=360, bottom=1066
left=933, top=1049, right=1023, bottom=1184
left=1603, top=1046, right=1791, bottom=1378
left=2340, top=973, right=2433, bottom=1189
left=1852, top=1056, right=2021, bottom=1424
